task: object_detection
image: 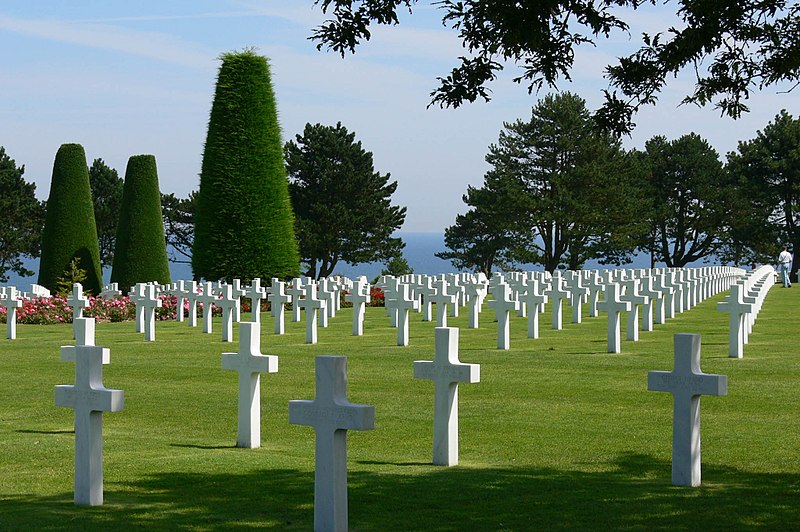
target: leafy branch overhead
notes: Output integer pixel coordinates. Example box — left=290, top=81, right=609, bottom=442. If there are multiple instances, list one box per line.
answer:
left=312, top=0, right=800, bottom=134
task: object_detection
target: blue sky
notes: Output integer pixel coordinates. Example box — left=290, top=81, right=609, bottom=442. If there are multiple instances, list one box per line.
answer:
left=1, top=1, right=796, bottom=232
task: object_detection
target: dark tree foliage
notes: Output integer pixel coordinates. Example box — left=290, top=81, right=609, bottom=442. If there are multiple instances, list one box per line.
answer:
left=435, top=203, right=514, bottom=276
left=727, top=110, right=800, bottom=274
left=162, top=191, right=196, bottom=265
left=88, top=158, right=123, bottom=269
left=38, top=143, right=103, bottom=294
left=311, top=0, right=800, bottom=134
left=111, top=155, right=171, bottom=291
left=285, top=122, right=406, bottom=279
left=0, top=147, right=44, bottom=283
left=453, top=92, right=646, bottom=273
left=194, top=50, right=300, bottom=282
left=639, top=133, right=733, bottom=267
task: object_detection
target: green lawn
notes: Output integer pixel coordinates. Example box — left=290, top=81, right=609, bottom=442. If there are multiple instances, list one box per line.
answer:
left=1, top=286, right=798, bottom=530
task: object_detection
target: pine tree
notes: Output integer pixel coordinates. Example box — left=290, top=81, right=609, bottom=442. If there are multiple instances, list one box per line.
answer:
left=193, top=50, right=299, bottom=281
left=38, top=143, right=103, bottom=294
left=111, top=155, right=171, bottom=291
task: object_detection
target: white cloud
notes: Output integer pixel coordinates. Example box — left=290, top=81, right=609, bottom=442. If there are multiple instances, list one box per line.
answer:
left=0, top=14, right=213, bottom=70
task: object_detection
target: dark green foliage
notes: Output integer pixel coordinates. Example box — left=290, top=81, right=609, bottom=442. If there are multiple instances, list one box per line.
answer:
left=444, top=92, right=646, bottom=273
left=111, top=155, right=171, bottom=291
left=89, top=158, right=123, bottom=269
left=0, top=146, right=44, bottom=282
left=639, top=134, right=733, bottom=267
left=162, top=191, right=196, bottom=265
left=193, top=50, right=299, bottom=282
left=436, top=206, right=513, bottom=276
left=285, top=122, right=406, bottom=279
left=726, top=110, right=800, bottom=274
left=312, top=0, right=799, bottom=134
left=38, top=143, right=103, bottom=294
left=380, top=254, right=413, bottom=277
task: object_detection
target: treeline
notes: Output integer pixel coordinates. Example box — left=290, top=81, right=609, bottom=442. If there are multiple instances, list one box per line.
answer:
left=0, top=51, right=408, bottom=287
left=436, top=93, right=799, bottom=277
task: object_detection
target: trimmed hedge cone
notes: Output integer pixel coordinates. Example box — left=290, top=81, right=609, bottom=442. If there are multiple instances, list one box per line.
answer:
left=111, top=155, right=171, bottom=292
left=38, top=143, right=103, bottom=294
left=193, top=50, right=300, bottom=282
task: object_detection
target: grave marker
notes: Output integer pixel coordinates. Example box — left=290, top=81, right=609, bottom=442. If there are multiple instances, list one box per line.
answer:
left=413, top=327, right=480, bottom=466
left=1, top=286, right=23, bottom=339
left=267, top=280, right=292, bottom=335
left=597, top=283, right=631, bottom=353
left=54, top=317, right=124, bottom=506
left=487, top=282, right=519, bottom=350
left=289, top=356, right=375, bottom=532
left=648, top=334, right=727, bottom=487
left=222, top=322, right=278, bottom=448
left=298, top=281, right=326, bottom=344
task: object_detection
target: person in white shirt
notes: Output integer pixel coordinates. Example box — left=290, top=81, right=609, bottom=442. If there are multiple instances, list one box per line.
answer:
left=778, top=246, right=793, bottom=288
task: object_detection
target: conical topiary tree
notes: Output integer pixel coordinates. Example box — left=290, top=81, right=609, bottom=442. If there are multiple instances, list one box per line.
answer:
left=193, top=50, right=299, bottom=281
left=38, top=143, right=103, bottom=294
left=110, top=154, right=171, bottom=291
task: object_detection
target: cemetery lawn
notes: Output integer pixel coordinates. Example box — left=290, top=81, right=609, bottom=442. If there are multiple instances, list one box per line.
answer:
left=1, top=289, right=799, bottom=530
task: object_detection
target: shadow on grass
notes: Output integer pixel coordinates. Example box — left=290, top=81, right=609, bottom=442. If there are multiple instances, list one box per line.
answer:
left=1, top=452, right=797, bottom=530
left=16, top=429, right=74, bottom=435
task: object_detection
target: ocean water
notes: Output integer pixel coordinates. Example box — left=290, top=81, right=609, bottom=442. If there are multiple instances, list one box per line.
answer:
left=2, top=231, right=712, bottom=290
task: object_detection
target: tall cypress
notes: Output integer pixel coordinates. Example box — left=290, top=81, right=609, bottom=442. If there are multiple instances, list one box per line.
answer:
left=111, top=155, right=171, bottom=291
left=193, top=50, right=299, bottom=281
left=38, top=143, right=103, bottom=294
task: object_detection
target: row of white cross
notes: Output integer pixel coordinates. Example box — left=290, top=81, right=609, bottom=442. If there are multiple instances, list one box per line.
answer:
left=52, top=311, right=732, bottom=529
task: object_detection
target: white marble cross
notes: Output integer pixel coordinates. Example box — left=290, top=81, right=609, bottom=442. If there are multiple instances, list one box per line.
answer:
left=621, top=279, right=649, bottom=341
left=289, top=356, right=375, bottom=532
left=648, top=333, right=728, bottom=487
left=717, top=283, right=754, bottom=359
left=215, top=284, right=240, bottom=342
left=222, top=322, right=278, bottom=448
left=140, top=283, right=163, bottom=342
left=1, top=286, right=23, bottom=339
left=98, top=283, right=121, bottom=301
left=565, top=275, right=588, bottom=324
left=431, top=279, right=457, bottom=328
left=180, top=281, right=199, bottom=327
left=637, top=276, right=663, bottom=332
left=417, top=277, right=437, bottom=322
left=54, top=317, right=124, bottom=506
left=344, top=278, right=370, bottom=336
left=393, top=283, right=420, bottom=346
left=298, top=281, right=326, bottom=344
left=520, top=278, right=548, bottom=339
left=545, top=277, right=570, bottom=330
left=464, top=280, right=486, bottom=329
left=127, top=283, right=148, bottom=333
left=287, top=279, right=305, bottom=323
left=172, top=281, right=188, bottom=322
left=487, top=282, right=520, bottom=350
left=319, top=278, right=338, bottom=320
left=597, top=283, right=631, bottom=353
left=267, top=280, right=292, bottom=335
left=198, top=281, right=216, bottom=334
left=246, top=278, right=267, bottom=322
left=230, top=279, right=246, bottom=322
left=413, top=327, right=480, bottom=466
left=66, top=283, right=90, bottom=339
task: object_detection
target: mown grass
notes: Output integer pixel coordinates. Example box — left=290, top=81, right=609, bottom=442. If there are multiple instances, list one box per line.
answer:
left=1, top=286, right=798, bottom=530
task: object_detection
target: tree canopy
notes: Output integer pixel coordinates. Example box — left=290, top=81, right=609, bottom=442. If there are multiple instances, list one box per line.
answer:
left=162, top=191, right=196, bottom=266
left=111, top=155, right=171, bottom=291
left=193, top=50, right=300, bottom=282
left=0, top=147, right=44, bottom=283
left=638, top=133, right=733, bottom=267
left=285, top=122, right=406, bottom=279
left=38, top=143, right=103, bottom=294
left=727, top=110, right=800, bottom=273
left=311, top=0, right=800, bottom=134
left=440, top=92, right=645, bottom=273
left=88, top=158, right=123, bottom=269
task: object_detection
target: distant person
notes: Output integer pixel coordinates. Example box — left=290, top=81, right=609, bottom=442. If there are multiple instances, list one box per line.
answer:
left=778, top=246, right=793, bottom=288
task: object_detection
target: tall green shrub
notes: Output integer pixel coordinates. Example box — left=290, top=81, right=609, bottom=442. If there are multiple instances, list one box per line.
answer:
left=38, top=143, right=103, bottom=294
left=193, top=50, right=300, bottom=281
left=111, top=155, right=171, bottom=291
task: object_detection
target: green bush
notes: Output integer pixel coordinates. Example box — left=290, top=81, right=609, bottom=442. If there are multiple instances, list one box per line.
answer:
left=37, top=143, right=103, bottom=294
left=111, top=154, right=171, bottom=292
left=193, top=50, right=300, bottom=282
